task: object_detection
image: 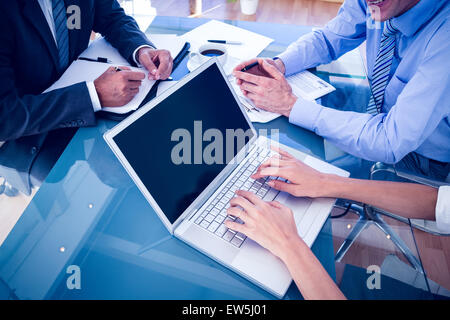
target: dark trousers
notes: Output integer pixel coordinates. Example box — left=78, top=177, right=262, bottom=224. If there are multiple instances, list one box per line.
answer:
left=395, top=152, right=450, bottom=183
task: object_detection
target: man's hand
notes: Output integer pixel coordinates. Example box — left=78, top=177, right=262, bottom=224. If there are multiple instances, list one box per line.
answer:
left=94, top=66, right=145, bottom=108
left=252, top=147, right=332, bottom=198
left=233, top=58, right=286, bottom=85
left=225, top=190, right=301, bottom=261
left=233, top=59, right=296, bottom=117
left=137, top=47, right=173, bottom=80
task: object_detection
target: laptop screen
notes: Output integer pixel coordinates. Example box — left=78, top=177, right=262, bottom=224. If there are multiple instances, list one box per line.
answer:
left=113, top=63, right=254, bottom=224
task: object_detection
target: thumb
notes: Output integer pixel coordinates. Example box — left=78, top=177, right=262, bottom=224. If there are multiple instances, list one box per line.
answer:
left=267, top=180, right=297, bottom=195
left=261, top=59, right=282, bottom=80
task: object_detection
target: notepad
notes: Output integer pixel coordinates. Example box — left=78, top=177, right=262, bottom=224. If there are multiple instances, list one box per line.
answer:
left=44, top=60, right=155, bottom=114
left=44, top=35, right=188, bottom=115
left=81, top=35, right=187, bottom=67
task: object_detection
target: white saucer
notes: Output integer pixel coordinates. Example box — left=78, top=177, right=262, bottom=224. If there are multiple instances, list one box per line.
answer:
left=186, top=57, right=204, bottom=72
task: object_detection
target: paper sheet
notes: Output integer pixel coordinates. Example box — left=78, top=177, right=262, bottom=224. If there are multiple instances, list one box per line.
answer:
left=148, top=34, right=187, bottom=61
left=316, top=47, right=367, bottom=78
left=81, top=37, right=130, bottom=66
left=180, top=20, right=274, bottom=61
left=44, top=60, right=155, bottom=114
left=156, top=80, right=178, bottom=97
left=287, top=70, right=336, bottom=101
left=81, top=35, right=186, bottom=66
left=226, top=70, right=335, bottom=123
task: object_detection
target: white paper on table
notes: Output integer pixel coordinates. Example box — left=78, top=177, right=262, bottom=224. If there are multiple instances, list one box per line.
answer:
left=180, top=20, right=274, bottom=61
left=156, top=80, right=178, bottom=97
left=287, top=70, right=335, bottom=101
left=81, top=35, right=187, bottom=67
left=316, top=47, right=367, bottom=78
left=44, top=60, right=155, bottom=114
left=81, top=37, right=130, bottom=66
left=148, top=34, right=187, bottom=60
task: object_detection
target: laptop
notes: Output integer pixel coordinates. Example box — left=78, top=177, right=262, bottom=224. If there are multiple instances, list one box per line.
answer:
left=104, top=58, right=349, bottom=298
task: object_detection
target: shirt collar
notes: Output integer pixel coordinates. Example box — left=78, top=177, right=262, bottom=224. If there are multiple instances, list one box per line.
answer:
left=391, top=0, right=444, bottom=37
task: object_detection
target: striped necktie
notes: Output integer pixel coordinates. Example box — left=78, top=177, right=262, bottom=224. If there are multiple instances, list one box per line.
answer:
left=52, top=0, right=69, bottom=71
left=366, top=19, right=399, bottom=115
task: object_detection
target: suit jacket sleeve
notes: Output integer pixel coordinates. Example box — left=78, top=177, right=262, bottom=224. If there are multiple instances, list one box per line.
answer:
left=93, top=0, right=154, bottom=66
left=0, top=10, right=96, bottom=142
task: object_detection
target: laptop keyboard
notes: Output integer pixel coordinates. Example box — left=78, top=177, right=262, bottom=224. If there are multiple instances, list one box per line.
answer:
left=193, top=146, right=285, bottom=248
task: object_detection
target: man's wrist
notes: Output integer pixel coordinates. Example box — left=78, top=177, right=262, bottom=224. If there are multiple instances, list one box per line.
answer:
left=134, top=45, right=155, bottom=66
left=86, top=81, right=102, bottom=112
left=273, top=57, right=286, bottom=75
left=286, top=93, right=297, bottom=117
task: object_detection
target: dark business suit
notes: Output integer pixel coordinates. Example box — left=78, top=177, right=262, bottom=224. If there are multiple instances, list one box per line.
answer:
left=0, top=0, right=153, bottom=194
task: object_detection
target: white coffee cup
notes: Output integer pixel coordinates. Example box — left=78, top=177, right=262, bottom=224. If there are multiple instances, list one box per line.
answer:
left=188, top=43, right=228, bottom=67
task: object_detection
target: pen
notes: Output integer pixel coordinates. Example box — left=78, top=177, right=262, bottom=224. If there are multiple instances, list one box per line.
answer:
left=240, top=61, right=259, bottom=72
left=78, top=56, right=111, bottom=63
left=208, top=40, right=243, bottom=45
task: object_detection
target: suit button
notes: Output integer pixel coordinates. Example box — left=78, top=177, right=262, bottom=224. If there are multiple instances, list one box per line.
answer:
left=31, top=147, right=38, bottom=154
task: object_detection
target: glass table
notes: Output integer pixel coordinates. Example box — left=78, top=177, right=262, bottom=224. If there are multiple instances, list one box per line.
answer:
left=0, top=16, right=442, bottom=300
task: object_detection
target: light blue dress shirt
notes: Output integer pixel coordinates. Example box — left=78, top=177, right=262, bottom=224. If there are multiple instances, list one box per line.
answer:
left=278, top=0, right=450, bottom=164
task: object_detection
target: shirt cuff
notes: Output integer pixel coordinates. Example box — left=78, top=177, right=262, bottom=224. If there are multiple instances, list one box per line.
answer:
left=133, top=45, right=156, bottom=67
left=436, top=186, right=450, bottom=233
left=288, top=95, right=323, bottom=132
left=278, top=47, right=306, bottom=77
left=86, top=81, right=102, bottom=112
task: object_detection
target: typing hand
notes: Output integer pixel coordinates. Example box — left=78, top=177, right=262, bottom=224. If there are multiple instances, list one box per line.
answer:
left=251, top=147, right=329, bottom=198
left=137, top=47, right=173, bottom=80
left=225, top=190, right=300, bottom=261
left=233, top=59, right=296, bottom=117
left=94, top=66, right=145, bottom=108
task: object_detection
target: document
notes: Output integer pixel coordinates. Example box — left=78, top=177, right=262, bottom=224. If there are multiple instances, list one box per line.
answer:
left=148, top=34, right=187, bottom=60
left=44, top=60, right=155, bottom=114
left=81, top=35, right=187, bottom=67
left=81, top=37, right=130, bottom=66
left=287, top=70, right=335, bottom=101
left=316, top=47, right=367, bottom=78
left=156, top=80, right=178, bottom=97
left=180, top=20, right=274, bottom=61
left=229, top=71, right=335, bottom=123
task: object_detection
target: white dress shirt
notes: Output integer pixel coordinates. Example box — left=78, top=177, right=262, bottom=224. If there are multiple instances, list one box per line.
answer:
left=37, top=0, right=152, bottom=112
left=436, top=186, right=450, bottom=233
